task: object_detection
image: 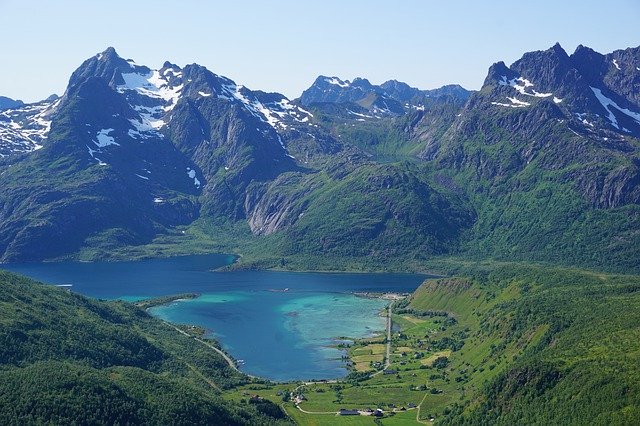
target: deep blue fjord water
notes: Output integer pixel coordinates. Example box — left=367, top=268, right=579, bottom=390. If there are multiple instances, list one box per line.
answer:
left=2, top=254, right=426, bottom=381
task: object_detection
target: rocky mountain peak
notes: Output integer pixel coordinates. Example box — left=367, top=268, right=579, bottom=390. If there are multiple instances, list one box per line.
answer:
left=569, top=44, right=607, bottom=85
left=448, top=43, right=640, bottom=208
left=509, top=43, right=573, bottom=90
left=351, top=77, right=375, bottom=90
left=550, top=42, right=568, bottom=56
left=483, top=61, right=518, bottom=87
left=379, top=79, right=421, bottom=102
left=67, top=47, right=143, bottom=92
left=162, top=60, right=180, bottom=69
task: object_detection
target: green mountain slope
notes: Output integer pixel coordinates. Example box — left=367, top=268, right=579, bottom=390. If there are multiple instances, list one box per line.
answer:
left=407, top=263, right=640, bottom=424
left=0, top=271, right=291, bottom=425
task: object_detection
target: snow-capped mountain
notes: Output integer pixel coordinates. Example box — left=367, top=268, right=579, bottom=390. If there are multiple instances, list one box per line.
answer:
left=0, top=47, right=320, bottom=260
left=0, top=47, right=324, bottom=164
left=480, top=43, right=640, bottom=138
left=65, top=47, right=315, bottom=155
left=434, top=43, right=640, bottom=209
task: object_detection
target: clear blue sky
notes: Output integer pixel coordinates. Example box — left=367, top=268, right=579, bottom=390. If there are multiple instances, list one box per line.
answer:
left=1, top=0, right=639, bottom=102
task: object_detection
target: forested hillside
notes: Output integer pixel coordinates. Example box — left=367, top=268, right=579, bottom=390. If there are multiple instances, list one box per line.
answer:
left=0, top=271, right=290, bottom=425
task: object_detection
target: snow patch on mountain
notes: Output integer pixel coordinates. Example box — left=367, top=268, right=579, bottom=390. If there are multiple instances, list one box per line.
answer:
left=0, top=98, right=59, bottom=156
left=187, top=167, right=201, bottom=188
left=117, top=69, right=184, bottom=138
left=218, top=83, right=312, bottom=133
left=348, top=110, right=373, bottom=119
left=94, top=128, right=119, bottom=147
left=575, top=113, right=595, bottom=127
left=324, top=77, right=350, bottom=88
left=590, top=87, right=640, bottom=130
left=86, top=145, right=107, bottom=166
left=491, top=96, right=530, bottom=108
left=119, top=70, right=183, bottom=105
left=499, top=76, right=553, bottom=98
left=507, top=97, right=530, bottom=106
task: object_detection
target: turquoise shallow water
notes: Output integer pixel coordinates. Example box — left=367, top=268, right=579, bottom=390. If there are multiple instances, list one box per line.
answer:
left=2, top=254, right=427, bottom=381
left=150, top=291, right=389, bottom=380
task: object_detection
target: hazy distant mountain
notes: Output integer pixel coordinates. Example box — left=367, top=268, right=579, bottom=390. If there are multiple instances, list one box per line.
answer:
left=0, top=96, right=24, bottom=110
left=298, top=75, right=471, bottom=116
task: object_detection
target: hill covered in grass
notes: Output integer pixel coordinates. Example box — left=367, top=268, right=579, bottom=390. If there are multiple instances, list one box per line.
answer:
left=408, top=263, right=640, bottom=424
left=0, top=271, right=291, bottom=425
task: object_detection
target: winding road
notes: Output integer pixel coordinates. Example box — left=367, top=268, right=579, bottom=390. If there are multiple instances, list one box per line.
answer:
left=370, top=302, right=393, bottom=377
left=166, top=322, right=248, bottom=375
left=385, top=303, right=392, bottom=368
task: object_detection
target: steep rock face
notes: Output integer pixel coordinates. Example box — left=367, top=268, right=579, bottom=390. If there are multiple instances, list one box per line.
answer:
left=510, top=43, right=576, bottom=94
left=572, top=161, right=640, bottom=208
left=572, top=44, right=640, bottom=109
left=166, top=87, right=296, bottom=218
left=407, top=96, right=469, bottom=161
left=244, top=173, right=315, bottom=235
left=67, top=47, right=136, bottom=89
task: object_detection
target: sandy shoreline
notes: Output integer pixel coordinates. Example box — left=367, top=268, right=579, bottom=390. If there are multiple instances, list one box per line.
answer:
left=353, top=291, right=409, bottom=301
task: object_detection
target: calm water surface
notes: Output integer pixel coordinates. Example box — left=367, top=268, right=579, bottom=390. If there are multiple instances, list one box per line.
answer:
left=2, top=254, right=427, bottom=381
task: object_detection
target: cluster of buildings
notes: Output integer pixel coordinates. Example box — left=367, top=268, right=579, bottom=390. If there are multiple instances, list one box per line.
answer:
left=338, top=408, right=384, bottom=417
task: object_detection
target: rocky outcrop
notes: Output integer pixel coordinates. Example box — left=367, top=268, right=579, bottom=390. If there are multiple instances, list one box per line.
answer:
left=244, top=175, right=311, bottom=235
left=573, top=161, right=640, bottom=208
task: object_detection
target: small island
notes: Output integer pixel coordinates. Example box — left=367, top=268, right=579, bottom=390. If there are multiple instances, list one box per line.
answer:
left=134, top=293, right=200, bottom=310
